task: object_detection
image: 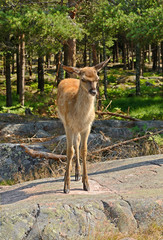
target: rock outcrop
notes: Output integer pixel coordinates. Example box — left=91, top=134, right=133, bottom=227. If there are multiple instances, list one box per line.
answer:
left=0, top=155, right=163, bottom=239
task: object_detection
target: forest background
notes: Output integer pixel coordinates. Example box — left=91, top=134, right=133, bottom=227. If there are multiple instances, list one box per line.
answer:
left=0, top=0, right=162, bottom=120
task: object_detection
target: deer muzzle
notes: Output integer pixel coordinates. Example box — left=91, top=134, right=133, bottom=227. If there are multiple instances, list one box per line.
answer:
left=89, top=89, right=97, bottom=96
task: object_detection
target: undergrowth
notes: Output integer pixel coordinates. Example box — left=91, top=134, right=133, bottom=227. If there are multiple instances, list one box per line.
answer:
left=0, top=69, right=162, bottom=120
left=88, top=222, right=163, bottom=240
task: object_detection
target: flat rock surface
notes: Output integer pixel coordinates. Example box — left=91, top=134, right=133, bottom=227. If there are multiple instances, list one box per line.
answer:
left=0, top=154, right=163, bottom=239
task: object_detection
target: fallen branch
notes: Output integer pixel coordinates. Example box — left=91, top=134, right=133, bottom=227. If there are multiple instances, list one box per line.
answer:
left=20, top=144, right=67, bottom=161
left=91, top=129, right=163, bottom=154
left=96, top=110, right=139, bottom=121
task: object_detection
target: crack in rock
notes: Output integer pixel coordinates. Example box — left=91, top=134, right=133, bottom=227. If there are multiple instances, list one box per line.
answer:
left=22, top=204, right=41, bottom=240
left=121, top=198, right=139, bottom=229
left=101, top=200, right=138, bottom=233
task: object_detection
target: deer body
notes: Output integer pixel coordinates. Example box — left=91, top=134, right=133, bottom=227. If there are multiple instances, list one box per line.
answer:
left=57, top=59, right=110, bottom=193
left=57, top=78, right=95, bottom=133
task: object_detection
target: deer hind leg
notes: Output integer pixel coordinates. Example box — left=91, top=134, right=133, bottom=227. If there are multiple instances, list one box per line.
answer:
left=81, top=126, right=90, bottom=191
left=64, top=128, right=74, bottom=194
left=74, top=133, right=81, bottom=181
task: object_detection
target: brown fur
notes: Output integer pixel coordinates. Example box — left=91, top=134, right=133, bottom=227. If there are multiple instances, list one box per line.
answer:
left=57, top=59, right=110, bottom=193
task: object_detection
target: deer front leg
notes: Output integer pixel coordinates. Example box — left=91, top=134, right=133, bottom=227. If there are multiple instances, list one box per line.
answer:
left=64, top=129, right=74, bottom=193
left=74, top=133, right=81, bottom=181
left=81, top=127, right=90, bottom=191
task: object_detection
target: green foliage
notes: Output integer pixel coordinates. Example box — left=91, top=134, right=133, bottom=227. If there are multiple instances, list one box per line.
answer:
left=0, top=0, right=162, bottom=119
left=149, top=134, right=163, bottom=146
left=130, top=124, right=149, bottom=136
left=107, top=74, right=117, bottom=83
left=0, top=179, right=16, bottom=186
left=0, top=3, right=84, bottom=56
left=77, top=0, right=116, bottom=49
left=130, top=125, right=141, bottom=134
left=127, top=6, right=163, bottom=44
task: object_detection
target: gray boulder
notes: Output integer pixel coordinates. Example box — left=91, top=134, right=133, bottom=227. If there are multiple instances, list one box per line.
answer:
left=0, top=155, right=163, bottom=239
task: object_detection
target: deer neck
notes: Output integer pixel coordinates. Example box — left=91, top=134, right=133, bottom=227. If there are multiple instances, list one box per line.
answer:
left=76, top=83, right=95, bottom=113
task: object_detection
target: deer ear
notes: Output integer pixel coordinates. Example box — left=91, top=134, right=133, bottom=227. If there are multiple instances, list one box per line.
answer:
left=94, top=57, right=111, bottom=72
left=62, top=65, right=81, bottom=75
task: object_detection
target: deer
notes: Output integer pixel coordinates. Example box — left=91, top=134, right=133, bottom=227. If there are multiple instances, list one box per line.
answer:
left=57, top=58, right=110, bottom=193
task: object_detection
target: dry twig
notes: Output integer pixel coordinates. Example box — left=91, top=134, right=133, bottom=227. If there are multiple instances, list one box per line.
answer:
left=91, top=130, right=163, bottom=154
left=20, top=144, right=67, bottom=160
left=96, top=110, right=139, bottom=121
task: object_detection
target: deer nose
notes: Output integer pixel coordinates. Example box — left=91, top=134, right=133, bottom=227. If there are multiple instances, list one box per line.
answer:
left=89, top=89, right=97, bottom=96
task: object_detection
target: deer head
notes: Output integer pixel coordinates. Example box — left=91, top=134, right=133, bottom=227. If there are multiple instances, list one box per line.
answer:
left=62, top=58, right=110, bottom=96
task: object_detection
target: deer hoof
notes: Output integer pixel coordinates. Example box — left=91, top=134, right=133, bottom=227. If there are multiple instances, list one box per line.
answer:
left=75, top=173, right=81, bottom=181
left=83, top=182, right=90, bottom=191
left=64, top=187, right=70, bottom=194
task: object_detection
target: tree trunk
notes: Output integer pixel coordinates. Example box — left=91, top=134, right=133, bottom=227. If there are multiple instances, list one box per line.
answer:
left=3, top=55, right=6, bottom=76
left=67, top=38, right=76, bottom=67
left=28, top=58, right=32, bottom=78
left=115, top=40, right=119, bottom=62
left=11, top=53, right=15, bottom=74
left=67, top=0, right=76, bottom=67
left=38, top=55, right=44, bottom=92
left=122, top=41, right=127, bottom=70
left=127, top=44, right=130, bottom=70
left=59, top=52, right=64, bottom=81
left=63, top=44, right=69, bottom=78
left=157, top=42, right=161, bottom=73
left=63, top=44, right=68, bottom=66
left=16, top=44, right=20, bottom=95
left=152, top=44, right=157, bottom=71
left=5, top=52, right=12, bottom=107
left=55, top=51, right=64, bottom=86
left=92, top=43, right=100, bottom=110
left=131, top=42, right=134, bottom=70
left=19, top=34, right=25, bottom=106
left=113, top=42, right=116, bottom=63
left=65, top=0, right=77, bottom=76
left=102, top=30, right=107, bottom=99
left=148, top=44, right=151, bottom=64
left=161, top=41, right=163, bottom=74
left=83, top=34, right=87, bottom=66
left=140, top=48, right=145, bottom=76
left=136, top=44, right=141, bottom=96
left=92, top=43, right=98, bottom=65
left=27, top=54, right=32, bottom=78
left=46, top=53, right=50, bottom=69
left=89, top=49, right=92, bottom=66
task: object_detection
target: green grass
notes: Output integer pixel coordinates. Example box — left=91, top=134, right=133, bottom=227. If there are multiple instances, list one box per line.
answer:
left=100, top=69, right=162, bottom=120
left=103, top=96, right=163, bottom=120
left=0, top=91, right=19, bottom=110
left=143, top=72, right=162, bottom=77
